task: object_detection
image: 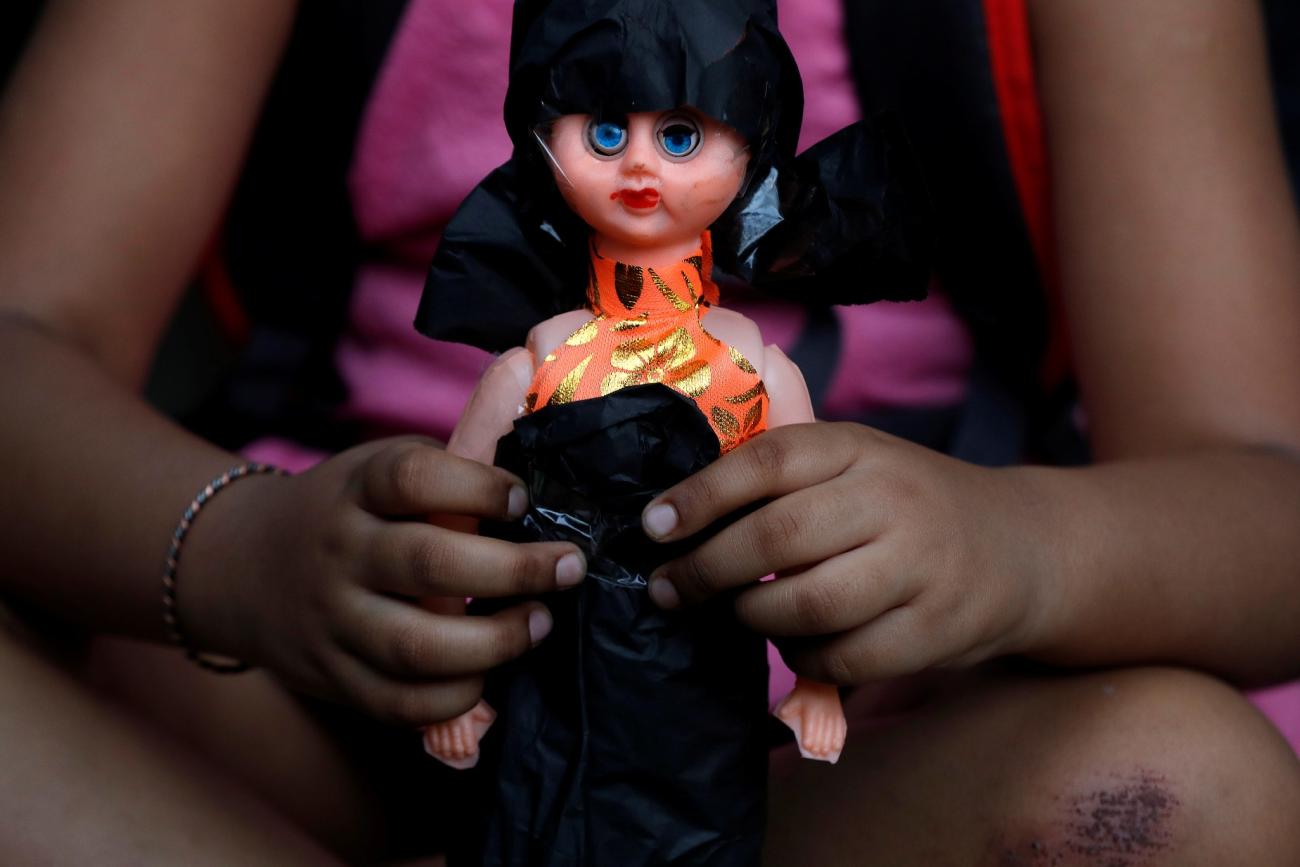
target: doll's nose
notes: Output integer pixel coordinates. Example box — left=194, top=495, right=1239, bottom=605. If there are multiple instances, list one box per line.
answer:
left=620, top=132, right=659, bottom=179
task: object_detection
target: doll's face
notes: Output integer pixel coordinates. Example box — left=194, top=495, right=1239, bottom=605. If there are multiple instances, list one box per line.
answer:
left=541, top=109, right=749, bottom=258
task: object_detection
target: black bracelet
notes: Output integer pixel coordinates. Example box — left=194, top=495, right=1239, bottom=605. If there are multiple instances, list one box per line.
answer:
left=161, top=463, right=285, bottom=673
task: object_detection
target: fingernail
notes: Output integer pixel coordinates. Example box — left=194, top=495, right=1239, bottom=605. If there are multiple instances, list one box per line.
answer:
left=555, top=552, right=586, bottom=587
left=643, top=503, right=678, bottom=540
left=528, top=608, right=552, bottom=645
left=649, top=576, right=680, bottom=609
left=507, top=485, right=528, bottom=520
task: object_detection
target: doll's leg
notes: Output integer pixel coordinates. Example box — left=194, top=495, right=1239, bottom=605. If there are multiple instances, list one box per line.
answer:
left=774, top=676, right=848, bottom=763
left=422, top=700, right=497, bottom=770
left=418, top=594, right=497, bottom=770
left=764, top=665, right=1300, bottom=865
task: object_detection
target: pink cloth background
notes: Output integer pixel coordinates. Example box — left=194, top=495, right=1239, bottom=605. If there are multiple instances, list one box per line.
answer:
left=248, top=0, right=1300, bottom=747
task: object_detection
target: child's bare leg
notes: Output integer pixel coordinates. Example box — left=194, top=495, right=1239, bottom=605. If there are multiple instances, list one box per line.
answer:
left=774, top=676, right=847, bottom=763
left=0, top=621, right=341, bottom=865
left=765, top=666, right=1300, bottom=865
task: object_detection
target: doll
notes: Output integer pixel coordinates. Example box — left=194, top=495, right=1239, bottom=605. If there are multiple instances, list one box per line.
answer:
left=415, top=1, right=929, bottom=863
left=430, top=109, right=850, bottom=763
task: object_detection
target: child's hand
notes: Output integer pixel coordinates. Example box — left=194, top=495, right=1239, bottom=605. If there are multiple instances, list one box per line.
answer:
left=187, top=437, right=585, bottom=726
left=640, top=423, right=1048, bottom=684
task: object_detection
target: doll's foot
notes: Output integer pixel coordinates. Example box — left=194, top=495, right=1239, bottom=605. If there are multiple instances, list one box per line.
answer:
left=774, top=679, right=846, bottom=764
left=422, top=700, right=496, bottom=770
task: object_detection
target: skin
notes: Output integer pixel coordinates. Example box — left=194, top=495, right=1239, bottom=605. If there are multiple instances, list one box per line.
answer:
left=0, top=0, right=1298, bottom=863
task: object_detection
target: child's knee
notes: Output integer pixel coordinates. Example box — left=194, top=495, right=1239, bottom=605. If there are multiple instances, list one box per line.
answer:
left=996, top=667, right=1300, bottom=865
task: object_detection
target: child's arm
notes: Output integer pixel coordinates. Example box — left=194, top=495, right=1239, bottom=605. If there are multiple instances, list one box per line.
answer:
left=0, top=0, right=581, bottom=729
left=640, top=0, right=1300, bottom=686
left=0, top=0, right=300, bottom=637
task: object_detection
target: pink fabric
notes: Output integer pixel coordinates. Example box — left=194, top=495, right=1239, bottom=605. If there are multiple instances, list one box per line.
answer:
left=1250, top=682, right=1300, bottom=749
left=241, top=438, right=330, bottom=475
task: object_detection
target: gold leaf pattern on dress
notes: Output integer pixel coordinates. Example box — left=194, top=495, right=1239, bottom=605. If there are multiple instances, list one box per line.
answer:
left=614, top=263, right=643, bottom=309
left=682, top=270, right=698, bottom=304
left=611, top=327, right=695, bottom=372
left=544, top=352, right=557, bottom=363
left=600, top=327, right=703, bottom=396
left=551, top=354, right=591, bottom=405
left=612, top=314, right=648, bottom=331
left=743, top=398, right=764, bottom=433
left=728, top=345, right=757, bottom=374
left=711, top=406, right=740, bottom=440
left=565, top=318, right=599, bottom=346
left=672, top=359, right=712, bottom=398
left=610, top=336, right=657, bottom=370
left=648, top=268, right=690, bottom=312
left=599, top=370, right=628, bottom=396
left=686, top=255, right=703, bottom=273
left=725, top=381, right=767, bottom=405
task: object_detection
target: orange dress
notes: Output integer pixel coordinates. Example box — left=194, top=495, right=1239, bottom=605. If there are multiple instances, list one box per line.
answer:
left=527, top=233, right=768, bottom=452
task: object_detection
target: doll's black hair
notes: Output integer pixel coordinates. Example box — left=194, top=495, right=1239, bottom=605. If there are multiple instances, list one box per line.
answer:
left=417, top=0, right=932, bottom=353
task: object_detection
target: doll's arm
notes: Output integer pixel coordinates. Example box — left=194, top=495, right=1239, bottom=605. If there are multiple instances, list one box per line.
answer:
left=763, top=344, right=848, bottom=764
left=427, top=311, right=599, bottom=768
left=444, top=309, right=593, bottom=463
left=446, top=347, right=538, bottom=465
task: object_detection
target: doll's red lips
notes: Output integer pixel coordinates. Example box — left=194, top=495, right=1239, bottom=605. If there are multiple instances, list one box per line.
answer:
left=612, top=188, right=660, bottom=209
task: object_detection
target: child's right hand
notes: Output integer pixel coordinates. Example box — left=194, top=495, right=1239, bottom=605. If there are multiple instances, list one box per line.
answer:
left=183, top=437, right=585, bottom=727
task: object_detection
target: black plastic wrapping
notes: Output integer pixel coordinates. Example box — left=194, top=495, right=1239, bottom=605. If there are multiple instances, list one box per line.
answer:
left=712, top=114, right=931, bottom=301
left=449, top=385, right=770, bottom=867
left=415, top=0, right=932, bottom=354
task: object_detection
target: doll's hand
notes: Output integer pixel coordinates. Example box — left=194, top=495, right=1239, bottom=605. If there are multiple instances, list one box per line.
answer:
left=185, top=437, right=585, bottom=726
left=641, top=423, right=1048, bottom=684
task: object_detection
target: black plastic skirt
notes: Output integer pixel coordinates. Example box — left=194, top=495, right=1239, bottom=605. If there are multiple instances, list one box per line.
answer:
left=448, top=384, right=769, bottom=867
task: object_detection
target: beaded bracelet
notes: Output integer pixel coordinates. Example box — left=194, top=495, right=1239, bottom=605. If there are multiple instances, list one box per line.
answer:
left=161, top=462, right=286, bottom=673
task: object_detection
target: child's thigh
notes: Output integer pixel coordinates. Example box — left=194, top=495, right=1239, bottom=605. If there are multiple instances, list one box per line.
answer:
left=80, top=634, right=460, bottom=862
left=764, top=665, right=1300, bottom=866
left=0, top=612, right=339, bottom=865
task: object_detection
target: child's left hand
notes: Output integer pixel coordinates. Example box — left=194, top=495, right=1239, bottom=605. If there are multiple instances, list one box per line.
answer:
left=641, top=422, right=1052, bottom=684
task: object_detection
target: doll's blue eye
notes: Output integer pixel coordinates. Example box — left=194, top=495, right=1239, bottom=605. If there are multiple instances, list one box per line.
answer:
left=587, top=120, right=627, bottom=156
left=657, top=117, right=701, bottom=158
